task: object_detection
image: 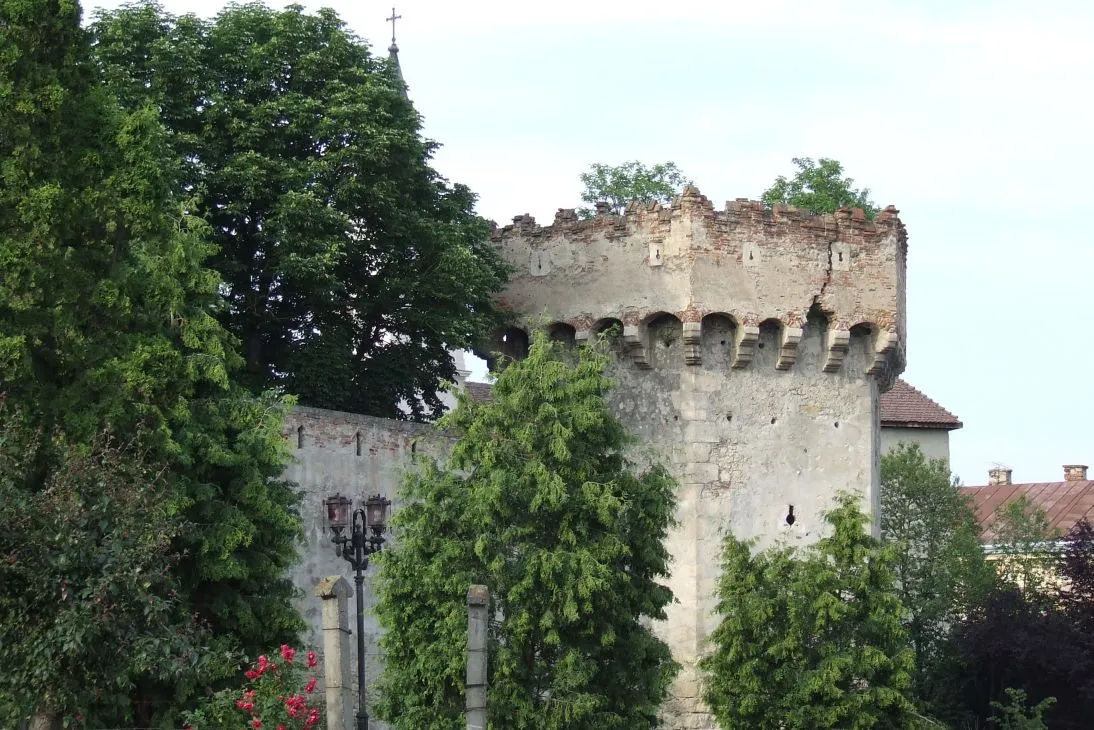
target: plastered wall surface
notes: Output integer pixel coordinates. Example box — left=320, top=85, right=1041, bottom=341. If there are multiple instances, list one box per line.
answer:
left=881, top=427, right=951, bottom=464
left=284, top=407, right=446, bottom=730
left=284, top=191, right=908, bottom=729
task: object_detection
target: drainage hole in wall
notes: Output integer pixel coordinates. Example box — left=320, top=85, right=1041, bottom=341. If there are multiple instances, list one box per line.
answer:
left=720, top=340, right=727, bottom=346
left=834, top=421, right=839, bottom=428
left=673, top=415, right=678, bottom=421
left=770, top=417, right=777, bottom=425
left=785, top=505, right=796, bottom=525
left=726, top=414, right=732, bottom=422
left=757, top=342, right=765, bottom=349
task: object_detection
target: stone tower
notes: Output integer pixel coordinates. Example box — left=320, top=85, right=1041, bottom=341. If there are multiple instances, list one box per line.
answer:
left=488, top=186, right=907, bottom=728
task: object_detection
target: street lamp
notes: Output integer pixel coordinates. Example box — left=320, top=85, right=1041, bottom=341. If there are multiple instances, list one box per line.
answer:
left=324, top=493, right=391, bottom=730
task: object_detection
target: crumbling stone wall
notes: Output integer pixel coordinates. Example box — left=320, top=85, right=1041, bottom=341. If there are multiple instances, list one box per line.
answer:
left=488, top=187, right=907, bottom=729
left=284, top=189, right=908, bottom=730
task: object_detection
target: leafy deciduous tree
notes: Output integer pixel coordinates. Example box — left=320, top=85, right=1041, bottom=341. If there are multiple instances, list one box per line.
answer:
left=374, top=333, right=679, bottom=729
left=0, top=405, right=232, bottom=728
left=761, top=157, right=878, bottom=218
left=700, top=492, right=917, bottom=730
left=578, top=160, right=691, bottom=218
left=1, top=0, right=302, bottom=723
left=990, top=494, right=1060, bottom=599
left=880, top=443, right=996, bottom=709
left=91, top=1, right=511, bottom=420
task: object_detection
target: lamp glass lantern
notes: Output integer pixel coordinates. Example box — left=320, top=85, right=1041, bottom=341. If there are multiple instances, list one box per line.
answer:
left=324, top=494, right=352, bottom=534
left=364, top=493, right=391, bottom=535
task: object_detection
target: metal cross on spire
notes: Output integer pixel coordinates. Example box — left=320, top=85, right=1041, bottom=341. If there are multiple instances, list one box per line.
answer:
left=386, top=7, right=402, bottom=46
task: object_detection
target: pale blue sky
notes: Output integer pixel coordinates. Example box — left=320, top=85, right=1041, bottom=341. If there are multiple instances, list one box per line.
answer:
left=88, top=0, right=1094, bottom=486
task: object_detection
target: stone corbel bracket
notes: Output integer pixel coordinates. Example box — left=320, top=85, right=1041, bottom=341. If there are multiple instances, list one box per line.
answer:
left=866, top=331, right=901, bottom=389
left=775, top=327, right=804, bottom=371
left=731, top=325, right=760, bottom=369
left=822, top=328, right=851, bottom=373
left=623, top=324, right=651, bottom=369
left=682, top=321, right=702, bottom=365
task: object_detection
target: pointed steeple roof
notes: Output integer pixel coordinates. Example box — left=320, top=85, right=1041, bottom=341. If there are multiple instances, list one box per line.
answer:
left=385, top=7, right=409, bottom=100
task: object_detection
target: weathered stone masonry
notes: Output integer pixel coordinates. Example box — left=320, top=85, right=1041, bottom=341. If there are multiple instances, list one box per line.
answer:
left=285, top=187, right=908, bottom=730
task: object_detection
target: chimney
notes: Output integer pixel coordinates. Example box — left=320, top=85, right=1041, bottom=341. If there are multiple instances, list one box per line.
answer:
left=988, top=467, right=1012, bottom=486
left=1063, top=464, right=1089, bottom=482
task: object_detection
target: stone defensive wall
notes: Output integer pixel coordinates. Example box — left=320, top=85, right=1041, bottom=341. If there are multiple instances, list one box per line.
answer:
left=489, top=185, right=907, bottom=389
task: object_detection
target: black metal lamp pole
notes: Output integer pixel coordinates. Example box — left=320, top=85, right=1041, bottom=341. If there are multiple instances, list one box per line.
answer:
left=325, top=493, right=391, bottom=730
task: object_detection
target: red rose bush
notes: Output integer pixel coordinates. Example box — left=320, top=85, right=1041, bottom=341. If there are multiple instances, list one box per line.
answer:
left=183, top=645, right=323, bottom=730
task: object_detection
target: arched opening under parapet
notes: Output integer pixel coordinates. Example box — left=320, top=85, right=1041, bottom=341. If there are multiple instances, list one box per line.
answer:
left=593, top=317, right=624, bottom=338
left=490, top=326, right=529, bottom=369
left=644, top=312, right=683, bottom=370
left=590, top=318, right=626, bottom=357
left=701, top=313, right=736, bottom=370
left=849, top=321, right=878, bottom=373
left=546, top=322, right=576, bottom=347
left=755, top=318, right=783, bottom=368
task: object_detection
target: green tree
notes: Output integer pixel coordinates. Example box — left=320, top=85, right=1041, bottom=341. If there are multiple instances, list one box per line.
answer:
left=578, top=160, right=691, bottom=217
left=700, top=492, right=917, bottom=730
left=374, top=332, right=679, bottom=729
left=91, top=1, right=510, bottom=419
left=1, top=0, right=301, bottom=724
left=0, top=407, right=232, bottom=728
left=990, top=494, right=1059, bottom=599
left=880, top=443, right=997, bottom=709
left=761, top=157, right=878, bottom=218
left=989, top=688, right=1055, bottom=730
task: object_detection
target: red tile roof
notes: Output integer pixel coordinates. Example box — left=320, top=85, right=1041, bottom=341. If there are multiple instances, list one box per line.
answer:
left=464, top=377, right=962, bottom=432
left=880, top=378, right=963, bottom=430
left=959, top=482, right=1094, bottom=541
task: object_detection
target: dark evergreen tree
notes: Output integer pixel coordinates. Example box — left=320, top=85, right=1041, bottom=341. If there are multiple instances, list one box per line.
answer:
left=374, top=333, right=679, bottom=729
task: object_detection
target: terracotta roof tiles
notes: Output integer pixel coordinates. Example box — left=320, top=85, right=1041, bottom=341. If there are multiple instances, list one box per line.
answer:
left=959, top=481, right=1094, bottom=541
left=879, top=378, right=963, bottom=430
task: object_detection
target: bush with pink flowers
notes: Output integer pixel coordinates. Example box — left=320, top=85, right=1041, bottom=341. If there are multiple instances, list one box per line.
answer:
left=183, top=644, right=323, bottom=730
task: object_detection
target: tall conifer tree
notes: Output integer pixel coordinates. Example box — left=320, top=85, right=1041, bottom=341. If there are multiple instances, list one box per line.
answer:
left=701, top=493, right=917, bottom=730
left=375, top=333, right=679, bottom=729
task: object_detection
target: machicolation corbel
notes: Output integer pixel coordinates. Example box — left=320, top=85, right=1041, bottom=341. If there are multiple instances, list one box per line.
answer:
left=623, top=324, right=651, bottom=369
left=822, top=329, right=851, bottom=373
left=682, top=322, right=702, bottom=366
left=731, top=326, right=760, bottom=369
left=775, top=327, right=804, bottom=371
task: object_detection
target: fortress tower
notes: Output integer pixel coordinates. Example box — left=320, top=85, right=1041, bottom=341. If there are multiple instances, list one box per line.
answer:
left=488, top=185, right=908, bottom=728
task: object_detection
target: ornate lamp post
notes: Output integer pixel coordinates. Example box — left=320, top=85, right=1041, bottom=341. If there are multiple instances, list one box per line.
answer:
left=324, top=493, right=391, bottom=730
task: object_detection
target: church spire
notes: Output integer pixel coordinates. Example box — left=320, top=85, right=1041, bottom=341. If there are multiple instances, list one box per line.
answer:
left=385, top=7, right=408, bottom=100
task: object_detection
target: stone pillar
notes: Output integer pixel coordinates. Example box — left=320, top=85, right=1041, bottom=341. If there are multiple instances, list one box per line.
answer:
left=28, top=710, right=58, bottom=730
left=316, top=576, right=354, bottom=730
left=466, top=585, right=489, bottom=730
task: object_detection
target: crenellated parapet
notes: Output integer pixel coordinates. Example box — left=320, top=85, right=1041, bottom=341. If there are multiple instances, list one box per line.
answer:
left=488, top=185, right=907, bottom=390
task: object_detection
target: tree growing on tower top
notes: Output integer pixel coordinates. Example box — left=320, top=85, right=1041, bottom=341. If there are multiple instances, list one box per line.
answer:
left=578, top=160, right=691, bottom=217
left=761, top=157, right=879, bottom=219
left=374, top=331, right=679, bottom=730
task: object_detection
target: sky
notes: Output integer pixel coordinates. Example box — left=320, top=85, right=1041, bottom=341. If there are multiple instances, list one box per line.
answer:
left=87, top=0, right=1094, bottom=486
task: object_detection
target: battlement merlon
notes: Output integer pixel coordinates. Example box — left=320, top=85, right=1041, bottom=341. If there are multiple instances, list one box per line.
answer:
left=488, top=185, right=908, bottom=388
